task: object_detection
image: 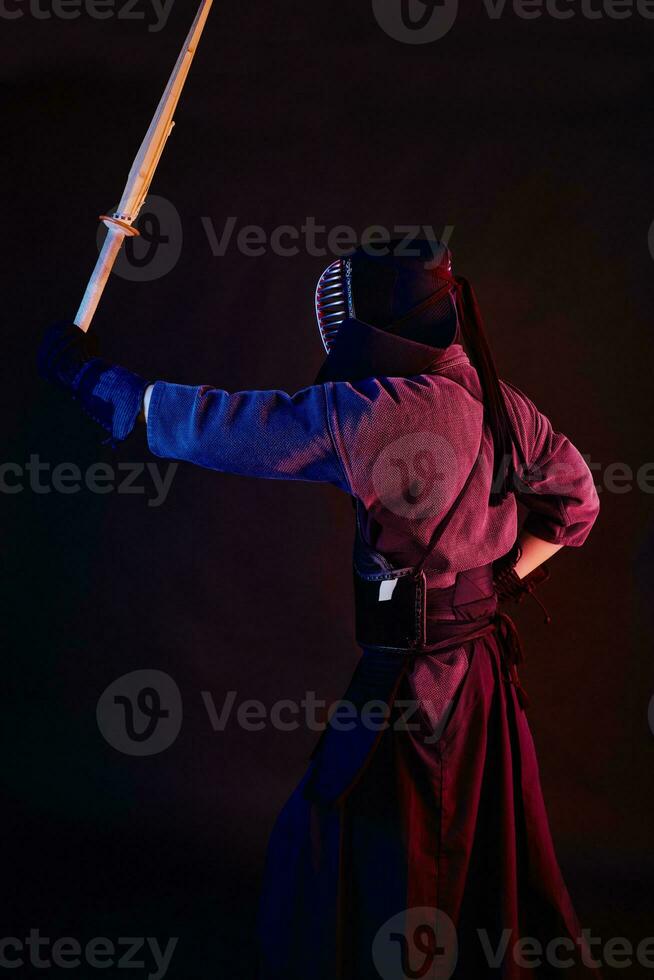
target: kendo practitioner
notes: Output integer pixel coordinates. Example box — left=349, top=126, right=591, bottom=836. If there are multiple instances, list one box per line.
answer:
left=38, top=239, right=601, bottom=979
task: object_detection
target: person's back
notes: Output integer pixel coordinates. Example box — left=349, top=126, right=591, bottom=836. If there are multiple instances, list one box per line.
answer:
left=322, top=364, right=597, bottom=584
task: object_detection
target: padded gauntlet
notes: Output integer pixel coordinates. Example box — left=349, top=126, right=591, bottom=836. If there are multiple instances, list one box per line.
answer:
left=38, top=320, right=148, bottom=444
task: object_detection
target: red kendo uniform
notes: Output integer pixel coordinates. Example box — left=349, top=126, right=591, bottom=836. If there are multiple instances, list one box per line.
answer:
left=40, top=235, right=601, bottom=979
left=145, top=336, right=600, bottom=978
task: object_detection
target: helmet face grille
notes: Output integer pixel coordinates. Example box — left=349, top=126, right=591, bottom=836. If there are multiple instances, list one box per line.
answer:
left=315, top=259, right=352, bottom=353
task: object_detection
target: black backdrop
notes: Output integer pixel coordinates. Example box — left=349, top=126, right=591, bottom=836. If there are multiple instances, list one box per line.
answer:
left=3, top=1, right=654, bottom=976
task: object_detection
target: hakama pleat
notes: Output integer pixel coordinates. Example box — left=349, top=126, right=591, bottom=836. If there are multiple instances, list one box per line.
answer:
left=257, top=628, right=601, bottom=979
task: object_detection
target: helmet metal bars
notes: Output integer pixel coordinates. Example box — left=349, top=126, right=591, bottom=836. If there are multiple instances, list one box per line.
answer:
left=315, top=258, right=354, bottom=354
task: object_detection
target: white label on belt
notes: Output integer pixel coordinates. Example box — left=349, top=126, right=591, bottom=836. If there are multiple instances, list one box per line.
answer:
left=379, top=579, right=399, bottom=603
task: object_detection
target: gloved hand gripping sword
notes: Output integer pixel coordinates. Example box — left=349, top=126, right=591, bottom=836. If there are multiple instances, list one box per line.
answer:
left=38, top=0, right=214, bottom=443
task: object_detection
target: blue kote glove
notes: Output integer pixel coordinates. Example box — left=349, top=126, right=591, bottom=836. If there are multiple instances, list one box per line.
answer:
left=38, top=320, right=149, bottom=443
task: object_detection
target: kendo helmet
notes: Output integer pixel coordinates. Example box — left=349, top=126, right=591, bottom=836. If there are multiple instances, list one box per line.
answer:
left=315, top=239, right=459, bottom=353
left=314, top=236, right=519, bottom=505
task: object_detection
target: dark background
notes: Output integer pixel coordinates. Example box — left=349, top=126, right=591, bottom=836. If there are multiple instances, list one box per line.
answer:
left=2, top=0, right=653, bottom=976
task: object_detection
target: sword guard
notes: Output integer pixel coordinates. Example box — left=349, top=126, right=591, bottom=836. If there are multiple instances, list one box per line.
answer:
left=99, top=215, right=141, bottom=238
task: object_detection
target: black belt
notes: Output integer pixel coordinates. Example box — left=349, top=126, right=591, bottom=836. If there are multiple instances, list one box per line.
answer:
left=354, top=585, right=530, bottom=708
left=353, top=564, right=497, bottom=653
left=398, top=612, right=529, bottom=710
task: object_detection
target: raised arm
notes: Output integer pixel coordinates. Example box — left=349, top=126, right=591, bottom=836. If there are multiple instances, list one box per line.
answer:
left=38, top=322, right=351, bottom=491
left=144, top=380, right=350, bottom=488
